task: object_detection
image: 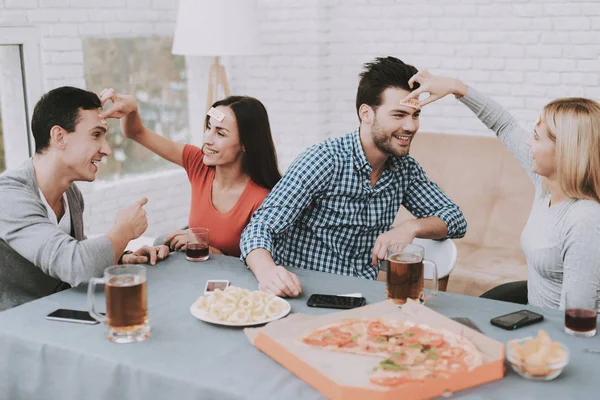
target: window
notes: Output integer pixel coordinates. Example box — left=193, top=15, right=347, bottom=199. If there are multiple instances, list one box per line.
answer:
left=0, top=28, right=44, bottom=173
left=0, top=106, right=5, bottom=173
left=82, top=37, right=189, bottom=180
left=0, top=45, right=31, bottom=173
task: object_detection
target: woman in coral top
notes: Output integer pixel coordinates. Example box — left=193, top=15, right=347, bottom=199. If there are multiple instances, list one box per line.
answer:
left=99, top=89, right=281, bottom=257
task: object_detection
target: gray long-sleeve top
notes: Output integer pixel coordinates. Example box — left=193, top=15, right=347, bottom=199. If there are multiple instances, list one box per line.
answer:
left=0, top=159, right=114, bottom=311
left=460, top=87, right=600, bottom=311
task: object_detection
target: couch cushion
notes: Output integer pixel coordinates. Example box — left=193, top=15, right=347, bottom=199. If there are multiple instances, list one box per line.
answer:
left=408, top=133, right=534, bottom=249
left=448, top=242, right=528, bottom=296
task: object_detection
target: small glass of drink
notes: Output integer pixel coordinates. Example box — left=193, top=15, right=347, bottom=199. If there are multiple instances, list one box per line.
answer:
left=87, top=265, right=150, bottom=343
left=384, top=243, right=438, bottom=304
left=564, top=289, right=598, bottom=337
left=185, top=228, right=210, bottom=262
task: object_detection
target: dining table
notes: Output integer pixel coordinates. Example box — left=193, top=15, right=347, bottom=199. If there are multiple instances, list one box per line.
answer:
left=0, top=252, right=598, bottom=399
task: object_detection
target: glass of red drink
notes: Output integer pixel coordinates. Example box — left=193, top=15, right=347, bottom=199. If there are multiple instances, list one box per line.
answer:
left=564, top=289, right=598, bottom=337
left=185, top=228, right=210, bottom=262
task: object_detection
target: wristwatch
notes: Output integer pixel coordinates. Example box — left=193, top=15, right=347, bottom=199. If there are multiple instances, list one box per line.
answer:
left=118, top=250, right=134, bottom=264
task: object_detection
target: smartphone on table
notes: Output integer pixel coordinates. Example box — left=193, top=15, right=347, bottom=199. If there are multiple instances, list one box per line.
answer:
left=46, top=309, right=103, bottom=325
left=490, top=309, right=544, bottom=330
left=307, top=294, right=366, bottom=310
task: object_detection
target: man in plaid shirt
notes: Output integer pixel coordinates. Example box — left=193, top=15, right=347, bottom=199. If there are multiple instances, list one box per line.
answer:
left=240, top=57, right=467, bottom=297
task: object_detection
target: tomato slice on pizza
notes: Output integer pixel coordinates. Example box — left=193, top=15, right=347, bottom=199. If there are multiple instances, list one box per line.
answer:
left=302, top=326, right=356, bottom=349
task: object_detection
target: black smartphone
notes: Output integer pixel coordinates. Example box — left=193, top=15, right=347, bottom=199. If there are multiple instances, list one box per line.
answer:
left=490, top=309, right=544, bottom=330
left=307, top=294, right=366, bottom=310
left=46, top=309, right=102, bottom=325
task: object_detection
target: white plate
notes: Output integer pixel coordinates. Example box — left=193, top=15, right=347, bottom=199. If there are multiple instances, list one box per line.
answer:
left=189, top=297, right=291, bottom=327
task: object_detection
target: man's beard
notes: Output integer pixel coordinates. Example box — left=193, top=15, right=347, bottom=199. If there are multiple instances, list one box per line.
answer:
left=371, top=117, right=412, bottom=158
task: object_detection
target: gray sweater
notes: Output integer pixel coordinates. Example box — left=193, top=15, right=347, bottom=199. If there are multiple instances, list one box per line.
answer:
left=0, top=159, right=114, bottom=311
left=460, top=87, right=600, bottom=311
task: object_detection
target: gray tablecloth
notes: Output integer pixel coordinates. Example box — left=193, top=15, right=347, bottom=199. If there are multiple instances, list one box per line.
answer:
left=0, top=252, right=598, bottom=399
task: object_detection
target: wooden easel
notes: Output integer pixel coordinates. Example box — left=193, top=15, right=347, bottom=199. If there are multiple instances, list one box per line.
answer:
left=206, top=56, right=231, bottom=111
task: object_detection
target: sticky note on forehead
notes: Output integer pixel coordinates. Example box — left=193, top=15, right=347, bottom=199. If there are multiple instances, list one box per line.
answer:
left=207, top=107, right=225, bottom=122
left=399, top=98, right=421, bottom=110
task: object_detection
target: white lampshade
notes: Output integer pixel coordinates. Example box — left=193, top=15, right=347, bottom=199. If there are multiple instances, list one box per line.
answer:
left=172, top=0, right=261, bottom=56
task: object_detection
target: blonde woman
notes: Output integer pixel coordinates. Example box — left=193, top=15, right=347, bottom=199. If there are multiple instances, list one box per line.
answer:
left=403, top=71, right=600, bottom=311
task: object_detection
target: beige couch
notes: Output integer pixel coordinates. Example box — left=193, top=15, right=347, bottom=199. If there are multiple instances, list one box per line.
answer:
left=394, top=133, right=534, bottom=297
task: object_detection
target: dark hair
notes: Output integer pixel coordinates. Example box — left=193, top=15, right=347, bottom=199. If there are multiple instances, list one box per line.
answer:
left=355, top=56, right=419, bottom=120
left=31, top=86, right=101, bottom=153
left=205, top=96, right=281, bottom=190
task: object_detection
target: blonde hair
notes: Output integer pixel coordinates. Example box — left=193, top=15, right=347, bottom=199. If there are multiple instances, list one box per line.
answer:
left=541, top=98, right=600, bottom=203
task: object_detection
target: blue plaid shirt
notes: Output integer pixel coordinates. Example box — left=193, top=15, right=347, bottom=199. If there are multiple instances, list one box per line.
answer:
left=240, top=130, right=466, bottom=280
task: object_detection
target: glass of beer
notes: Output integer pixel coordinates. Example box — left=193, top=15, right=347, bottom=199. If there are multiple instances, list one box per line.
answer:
left=186, top=228, right=210, bottom=262
left=385, top=243, right=438, bottom=304
left=564, top=289, right=598, bottom=337
left=87, top=265, right=150, bottom=343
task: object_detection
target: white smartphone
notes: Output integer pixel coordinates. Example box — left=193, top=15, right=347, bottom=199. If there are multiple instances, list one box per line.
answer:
left=204, top=280, right=230, bottom=295
left=46, top=309, right=102, bottom=325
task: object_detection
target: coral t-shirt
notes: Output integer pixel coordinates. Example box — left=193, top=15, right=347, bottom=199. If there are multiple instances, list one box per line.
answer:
left=182, top=144, right=270, bottom=257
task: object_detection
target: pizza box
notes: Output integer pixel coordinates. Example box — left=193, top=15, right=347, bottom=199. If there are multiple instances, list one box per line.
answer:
left=245, top=299, right=504, bottom=400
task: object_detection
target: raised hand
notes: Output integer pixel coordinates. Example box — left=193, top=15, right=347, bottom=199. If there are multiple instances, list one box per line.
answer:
left=401, top=70, right=468, bottom=108
left=114, top=197, right=149, bottom=240
left=98, top=88, right=138, bottom=123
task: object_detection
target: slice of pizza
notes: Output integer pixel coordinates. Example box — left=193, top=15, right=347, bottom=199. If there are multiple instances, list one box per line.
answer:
left=369, top=360, right=441, bottom=387
left=300, top=319, right=366, bottom=351
left=300, top=318, right=405, bottom=356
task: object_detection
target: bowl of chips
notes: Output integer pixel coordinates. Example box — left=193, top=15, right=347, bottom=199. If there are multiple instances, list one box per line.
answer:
left=506, top=330, right=569, bottom=381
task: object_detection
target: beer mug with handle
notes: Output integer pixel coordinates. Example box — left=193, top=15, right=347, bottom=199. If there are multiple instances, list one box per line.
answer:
left=384, top=243, right=438, bottom=304
left=88, top=264, right=151, bottom=343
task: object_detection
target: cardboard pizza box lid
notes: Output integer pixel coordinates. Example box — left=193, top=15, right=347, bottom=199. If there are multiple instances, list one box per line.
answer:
left=245, top=299, right=504, bottom=400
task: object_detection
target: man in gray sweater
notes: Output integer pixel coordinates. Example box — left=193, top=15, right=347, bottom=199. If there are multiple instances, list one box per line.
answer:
left=0, top=86, right=169, bottom=311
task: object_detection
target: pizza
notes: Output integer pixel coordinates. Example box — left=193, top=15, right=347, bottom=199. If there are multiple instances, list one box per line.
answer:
left=299, top=318, right=483, bottom=387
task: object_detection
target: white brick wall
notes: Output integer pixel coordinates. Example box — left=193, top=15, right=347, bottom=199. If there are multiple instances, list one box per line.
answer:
left=1, top=0, right=599, bottom=240
left=229, top=0, right=600, bottom=170
left=76, top=169, right=190, bottom=240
